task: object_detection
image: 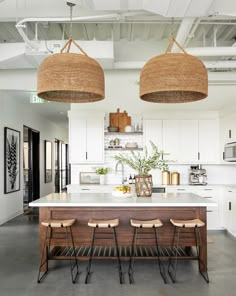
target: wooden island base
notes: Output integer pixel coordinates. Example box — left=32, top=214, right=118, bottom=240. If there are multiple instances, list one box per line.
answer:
left=39, top=206, right=207, bottom=272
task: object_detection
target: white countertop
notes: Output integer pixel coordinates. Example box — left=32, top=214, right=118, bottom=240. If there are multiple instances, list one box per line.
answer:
left=29, top=192, right=217, bottom=207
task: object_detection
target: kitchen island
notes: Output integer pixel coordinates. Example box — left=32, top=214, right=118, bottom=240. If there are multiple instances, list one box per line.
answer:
left=30, top=192, right=216, bottom=272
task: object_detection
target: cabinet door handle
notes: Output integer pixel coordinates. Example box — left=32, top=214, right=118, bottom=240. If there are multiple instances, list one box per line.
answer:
left=198, top=152, right=200, bottom=160
left=229, top=201, right=232, bottom=211
left=207, top=210, right=213, bottom=213
left=228, top=190, right=232, bottom=193
left=205, top=196, right=213, bottom=198
left=223, top=151, right=225, bottom=160
left=86, top=152, right=88, bottom=160
left=204, top=188, right=213, bottom=191
left=177, top=189, right=186, bottom=191
left=229, top=129, right=232, bottom=138
left=81, top=188, right=90, bottom=190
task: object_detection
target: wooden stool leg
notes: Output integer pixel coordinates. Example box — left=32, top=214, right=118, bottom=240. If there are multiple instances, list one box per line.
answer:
left=65, top=226, right=79, bottom=283
left=85, top=227, right=96, bottom=284
left=113, top=227, right=124, bottom=284
left=128, top=227, right=137, bottom=284
left=154, top=227, right=167, bottom=284
left=37, top=226, right=49, bottom=283
left=194, top=227, right=209, bottom=283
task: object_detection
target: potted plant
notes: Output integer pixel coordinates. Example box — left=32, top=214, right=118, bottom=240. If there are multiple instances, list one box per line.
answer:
left=95, top=167, right=110, bottom=185
left=114, top=141, right=169, bottom=197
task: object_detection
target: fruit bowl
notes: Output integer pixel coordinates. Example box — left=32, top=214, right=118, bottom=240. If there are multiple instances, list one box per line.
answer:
left=112, top=191, right=133, bottom=197
left=112, top=185, right=133, bottom=197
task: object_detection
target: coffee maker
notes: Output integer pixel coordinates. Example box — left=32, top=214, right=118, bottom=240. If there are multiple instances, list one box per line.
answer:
left=189, top=165, right=207, bottom=185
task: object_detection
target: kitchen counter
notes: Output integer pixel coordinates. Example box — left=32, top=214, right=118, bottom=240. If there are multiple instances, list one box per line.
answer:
left=29, top=192, right=217, bottom=207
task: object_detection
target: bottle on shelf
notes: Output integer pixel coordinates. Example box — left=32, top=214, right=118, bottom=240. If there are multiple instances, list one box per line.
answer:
left=132, top=175, right=136, bottom=184
left=129, top=174, right=133, bottom=184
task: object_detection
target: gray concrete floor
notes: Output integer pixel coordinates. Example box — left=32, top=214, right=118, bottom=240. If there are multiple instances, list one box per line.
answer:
left=0, top=214, right=236, bottom=296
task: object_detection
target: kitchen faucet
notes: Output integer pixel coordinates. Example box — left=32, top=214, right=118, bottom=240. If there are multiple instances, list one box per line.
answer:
left=115, top=160, right=125, bottom=184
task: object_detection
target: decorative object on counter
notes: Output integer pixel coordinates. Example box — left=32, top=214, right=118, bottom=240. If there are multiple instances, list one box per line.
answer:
left=80, top=172, right=100, bottom=185
left=37, top=2, right=104, bottom=103
left=95, top=167, right=110, bottom=185
left=4, top=127, right=20, bottom=194
left=109, top=108, right=131, bottom=132
left=114, top=141, right=169, bottom=197
left=108, top=126, right=119, bottom=132
left=139, top=35, right=208, bottom=103
left=162, top=170, right=170, bottom=185
left=171, top=171, right=180, bottom=185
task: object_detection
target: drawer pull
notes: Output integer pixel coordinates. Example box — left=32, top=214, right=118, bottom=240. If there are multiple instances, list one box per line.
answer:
left=82, top=189, right=90, bottom=190
left=229, top=201, right=232, bottom=211
left=177, top=189, right=186, bottom=191
left=228, top=190, right=232, bottom=193
left=204, top=189, right=213, bottom=191
left=205, top=196, right=213, bottom=198
left=207, top=210, right=213, bottom=213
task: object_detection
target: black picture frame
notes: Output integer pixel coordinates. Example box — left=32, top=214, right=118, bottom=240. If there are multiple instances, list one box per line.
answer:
left=4, top=127, right=21, bottom=194
left=45, top=140, right=52, bottom=183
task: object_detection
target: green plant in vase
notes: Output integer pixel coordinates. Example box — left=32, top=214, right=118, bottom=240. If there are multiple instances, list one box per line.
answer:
left=114, top=141, right=169, bottom=197
left=95, top=167, right=110, bottom=185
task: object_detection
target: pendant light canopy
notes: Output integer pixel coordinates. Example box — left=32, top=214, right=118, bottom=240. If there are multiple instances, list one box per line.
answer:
left=139, top=36, right=208, bottom=103
left=37, top=37, right=105, bottom=103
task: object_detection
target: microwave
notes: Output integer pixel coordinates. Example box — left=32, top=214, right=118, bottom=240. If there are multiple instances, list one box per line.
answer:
left=224, top=142, right=236, bottom=162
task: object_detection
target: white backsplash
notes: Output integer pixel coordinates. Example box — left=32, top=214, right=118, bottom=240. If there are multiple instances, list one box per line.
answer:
left=71, top=162, right=236, bottom=186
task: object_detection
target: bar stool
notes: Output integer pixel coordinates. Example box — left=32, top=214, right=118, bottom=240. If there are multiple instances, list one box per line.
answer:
left=168, top=218, right=209, bottom=283
left=85, top=218, right=124, bottom=284
left=128, top=218, right=167, bottom=284
left=37, top=219, right=79, bottom=284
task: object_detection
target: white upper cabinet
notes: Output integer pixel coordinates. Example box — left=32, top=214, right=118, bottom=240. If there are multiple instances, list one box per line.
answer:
left=198, top=119, right=219, bottom=163
left=180, top=120, right=198, bottom=163
left=163, top=120, right=180, bottom=162
left=143, top=120, right=162, bottom=151
left=69, top=113, right=104, bottom=163
left=144, top=118, right=219, bottom=164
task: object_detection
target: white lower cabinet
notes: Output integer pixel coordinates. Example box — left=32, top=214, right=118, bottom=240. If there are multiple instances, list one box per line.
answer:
left=222, top=190, right=236, bottom=236
left=165, top=186, right=221, bottom=230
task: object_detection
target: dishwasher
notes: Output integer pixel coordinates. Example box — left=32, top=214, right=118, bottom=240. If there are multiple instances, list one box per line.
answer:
left=152, top=187, right=165, bottom=193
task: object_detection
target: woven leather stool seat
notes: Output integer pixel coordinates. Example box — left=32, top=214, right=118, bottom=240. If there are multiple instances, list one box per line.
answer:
left=170, top=218, right=205, bottom=228
left=88, top=218, right=119, bottom=228
left=130, top=218, right=163, bottom=228
left=41, top=219, right=75, bottom=228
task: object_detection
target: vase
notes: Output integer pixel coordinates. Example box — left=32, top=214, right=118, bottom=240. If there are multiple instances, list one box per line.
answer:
left=99, top=175, right=106, bottom=185
left=135, top=175, right=153, bottom=197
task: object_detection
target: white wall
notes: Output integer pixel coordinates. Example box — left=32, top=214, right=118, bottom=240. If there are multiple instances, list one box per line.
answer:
left=0, top=93, right=67, bottom=225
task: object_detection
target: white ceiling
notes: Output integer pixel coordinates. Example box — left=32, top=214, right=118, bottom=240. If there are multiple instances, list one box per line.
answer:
left=1, top=0, right=236, bottom=126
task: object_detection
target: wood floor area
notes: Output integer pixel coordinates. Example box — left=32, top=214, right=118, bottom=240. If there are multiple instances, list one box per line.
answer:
left=0, top=214, right=236, bottom=296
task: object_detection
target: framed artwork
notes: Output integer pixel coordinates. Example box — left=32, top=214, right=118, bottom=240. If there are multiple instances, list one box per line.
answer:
left=4, top=127, right=21, bottom=194
left=80, top=172, right=100, bottom=185
left=45, top=140, right=52, bottom=183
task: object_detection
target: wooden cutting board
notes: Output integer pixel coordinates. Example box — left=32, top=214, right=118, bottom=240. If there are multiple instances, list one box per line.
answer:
left=109, top=108, right=131, bottom=132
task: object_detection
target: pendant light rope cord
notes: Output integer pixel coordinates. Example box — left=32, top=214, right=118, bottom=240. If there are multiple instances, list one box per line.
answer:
left=165, top=35, right=187, bottom=54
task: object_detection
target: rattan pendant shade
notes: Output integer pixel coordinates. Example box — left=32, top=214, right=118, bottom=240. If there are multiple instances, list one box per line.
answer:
left=37, top=37, right=105, bottom=103
left=140, top=36, right=208, bottom=103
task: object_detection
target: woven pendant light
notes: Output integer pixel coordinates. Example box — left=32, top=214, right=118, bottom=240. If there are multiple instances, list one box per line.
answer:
left=140, top=36, right=208, bottom=103
left=37, top=37, right=104, bottom=103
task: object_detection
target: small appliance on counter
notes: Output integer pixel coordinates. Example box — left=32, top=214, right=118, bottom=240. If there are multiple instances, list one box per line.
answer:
left=188, top=165, right=207, bottom=185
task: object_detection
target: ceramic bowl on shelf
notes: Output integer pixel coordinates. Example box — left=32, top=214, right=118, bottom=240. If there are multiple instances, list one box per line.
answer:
left=108, top=126, right=119, bottom=132
left=125, top=142, right=138, bottom=148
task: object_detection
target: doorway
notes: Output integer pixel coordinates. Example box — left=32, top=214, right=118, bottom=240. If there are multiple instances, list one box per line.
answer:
left=23, top=126, right=40, bottom=211
left=55, top=139, right=70, bottom=193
